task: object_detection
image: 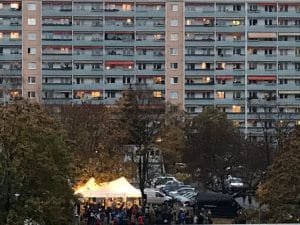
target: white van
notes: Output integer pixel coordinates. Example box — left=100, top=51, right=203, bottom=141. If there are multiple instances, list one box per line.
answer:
left=144, top=188, right=172, bottom=205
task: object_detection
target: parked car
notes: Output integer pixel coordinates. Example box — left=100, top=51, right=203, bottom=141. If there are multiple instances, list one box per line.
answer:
left=169, top=187, right=195, bottom=196
left=168, top=192, right=195, bottom=206
left=152, top=176, right=178, bottom=188
left=144, top=188, right=172, bottom=205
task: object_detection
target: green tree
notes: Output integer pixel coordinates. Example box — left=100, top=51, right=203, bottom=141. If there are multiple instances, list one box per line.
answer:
left=257, top=127, right=300, bottom=223
left=0, top=100, right=75, bottom=225
left=184, top=107, right=242, bottom=192
left=46, top=104, right=132, bottom=185
left=117, top=87, right=165, bottom=203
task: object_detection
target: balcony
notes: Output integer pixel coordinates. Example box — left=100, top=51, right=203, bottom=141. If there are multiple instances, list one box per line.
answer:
left=185, top=83, right=214, bottom=91
left=185, top=25, right=215, bottom=33
left=185, top=98, right=215, bottom=106
left=135, top=69, right=165, bottom=76
left=73, top=9, right=103, bottom=16
left=0, top=54, right=22, bottom=61
left=73, top=69, right=104, bottom=76
left=42, top=69, right=72, bottom=76
left=42, top=83, right=73, bottom=91
left=104, top=9, right=135, bottom=17
left=135, top=9, right=165, bottom=17
left=135, top=40, right=165, bottom=47
left=215, top=25, right=245, bottom=33
left=185, top=39, right=215, bottom=47
left=73, top=83, right=104, bottom=90
left=185, top=69, right=214, bottom=76
left=42, top=9, right=72, bottom=17
left=185, top=55, right=214, bottom=61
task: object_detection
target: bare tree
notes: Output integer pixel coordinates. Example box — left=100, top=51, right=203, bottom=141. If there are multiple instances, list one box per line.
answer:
left=116, top=86, right=165, bottom=204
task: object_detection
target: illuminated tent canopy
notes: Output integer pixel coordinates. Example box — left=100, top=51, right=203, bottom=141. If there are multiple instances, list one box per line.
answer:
left=75, top=177, right=141, bottom=198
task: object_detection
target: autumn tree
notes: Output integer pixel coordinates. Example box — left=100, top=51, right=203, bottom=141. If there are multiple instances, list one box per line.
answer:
left=46, top=104, right=132, bottom=185
left=257, top=126, right=300, bottom=223
left=0, top=100, right=75, bottom=225
left=158, top=107, right=186, bottom=174
left=183, top=107, right=242, bottom=192
left=117, top=87, right=165, bottom=202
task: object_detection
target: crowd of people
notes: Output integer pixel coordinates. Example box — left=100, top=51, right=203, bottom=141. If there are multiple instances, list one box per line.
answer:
left=78, top=200, right=214, bottom=225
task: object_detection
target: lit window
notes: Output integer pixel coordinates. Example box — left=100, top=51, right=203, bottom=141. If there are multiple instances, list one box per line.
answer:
left=27, top=3, right=36, bottom=11
left=170, top=19, right=178, bottom=26
left=203, top=76, right=211, bottom=83
left=122, top=4, right=132, bottom=11
left=10, top=32, right=19, bottom=39
left=10, top=91, right=20, bottom=97
left=233, top=20, right=241, bottom=26
left=232, top=105, right=241, bottom=113
left=170, top=91, right=178, bottom=99
left=171, top=4, right=178, bottom=11
left=28, top=62, right=37, bottom=69
left=91, top=91, right=101, bottom=98
left=0, top=3, right=3, bottom=9
left=296, top=120, right=300, bottom=126
left=28, top=76, right=36, bottom=84
left=61, top=47, right=69, bottom=54
left=170, top=48, right=178, bottom=55
left=153, top=76, right=162, bottom=84
left=170, top=33, right=178, bottom=41
left=154, top=34, right=162, bottom=40
left=28, top=18, right=36, bottom=26
left=0, top=32, right=3, bottom=39
left=201, top=63, right=206, bottom=69
left=186, top=19, right=192, bottom=25
left=232, top=120, right=240, bottom=127
left=216, top=91, right=225, bottom=99
left=28, top=47, right=36, bottom=54
left=28, top=32, right=36, bottom=40
left=153, top=91, right=162, bottom=98
left=170, top=77, right=178, bottom=84
left=10, top=3, right=19, bottom=10
left=27, top=91, right=36, bottom=98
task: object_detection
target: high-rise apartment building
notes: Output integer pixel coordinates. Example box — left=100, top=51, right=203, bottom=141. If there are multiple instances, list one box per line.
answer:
left=1, top=0, right=300, bottom=136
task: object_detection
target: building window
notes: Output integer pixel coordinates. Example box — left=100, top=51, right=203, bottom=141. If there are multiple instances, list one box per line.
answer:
left=0, top=32, right=3, bottom=39
left=28, top=76, right=36, bottom=84
left=249, top=19, right=257, bottom=26
left=10, top=3, right=20, bottom=10
left=170, top=19, right=178, bottom=26
left=28, top=18, right=36, bottom=26
left=10, top=32, right=19, bottom=39
left=171, top=4, right=178, bottom=11
left=170, top=77, right=178, bottom=84
left=232, top=105, right=241, bottom=113
left=28, top=62, right=37, bottom=70
left=153, top=91, right=162, bottom=98
left=216, top=91, right=225, bottom=99
left=170, top=91, right=178, bottom=99
left=170, top=48, right=178, bottom=55
left=28, top=47, right=36, bottom=54
left=107, top=91, right=116, bottom=98
left=170, top=33, right=178, bottom=41
left=28, top=32, right=36, bottom=40
left=27, top=3, right=36, bottom=11
left=27, top=91, right=36, bottom=98
left=170, top=63, right=178, bottom=69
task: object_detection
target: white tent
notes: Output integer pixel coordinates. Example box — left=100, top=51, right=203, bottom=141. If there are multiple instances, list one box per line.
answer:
left=74, top=177, right=141, bottom=198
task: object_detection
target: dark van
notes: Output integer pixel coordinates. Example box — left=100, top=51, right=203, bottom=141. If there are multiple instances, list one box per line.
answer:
left=196, top=191, right=242, bottom=218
